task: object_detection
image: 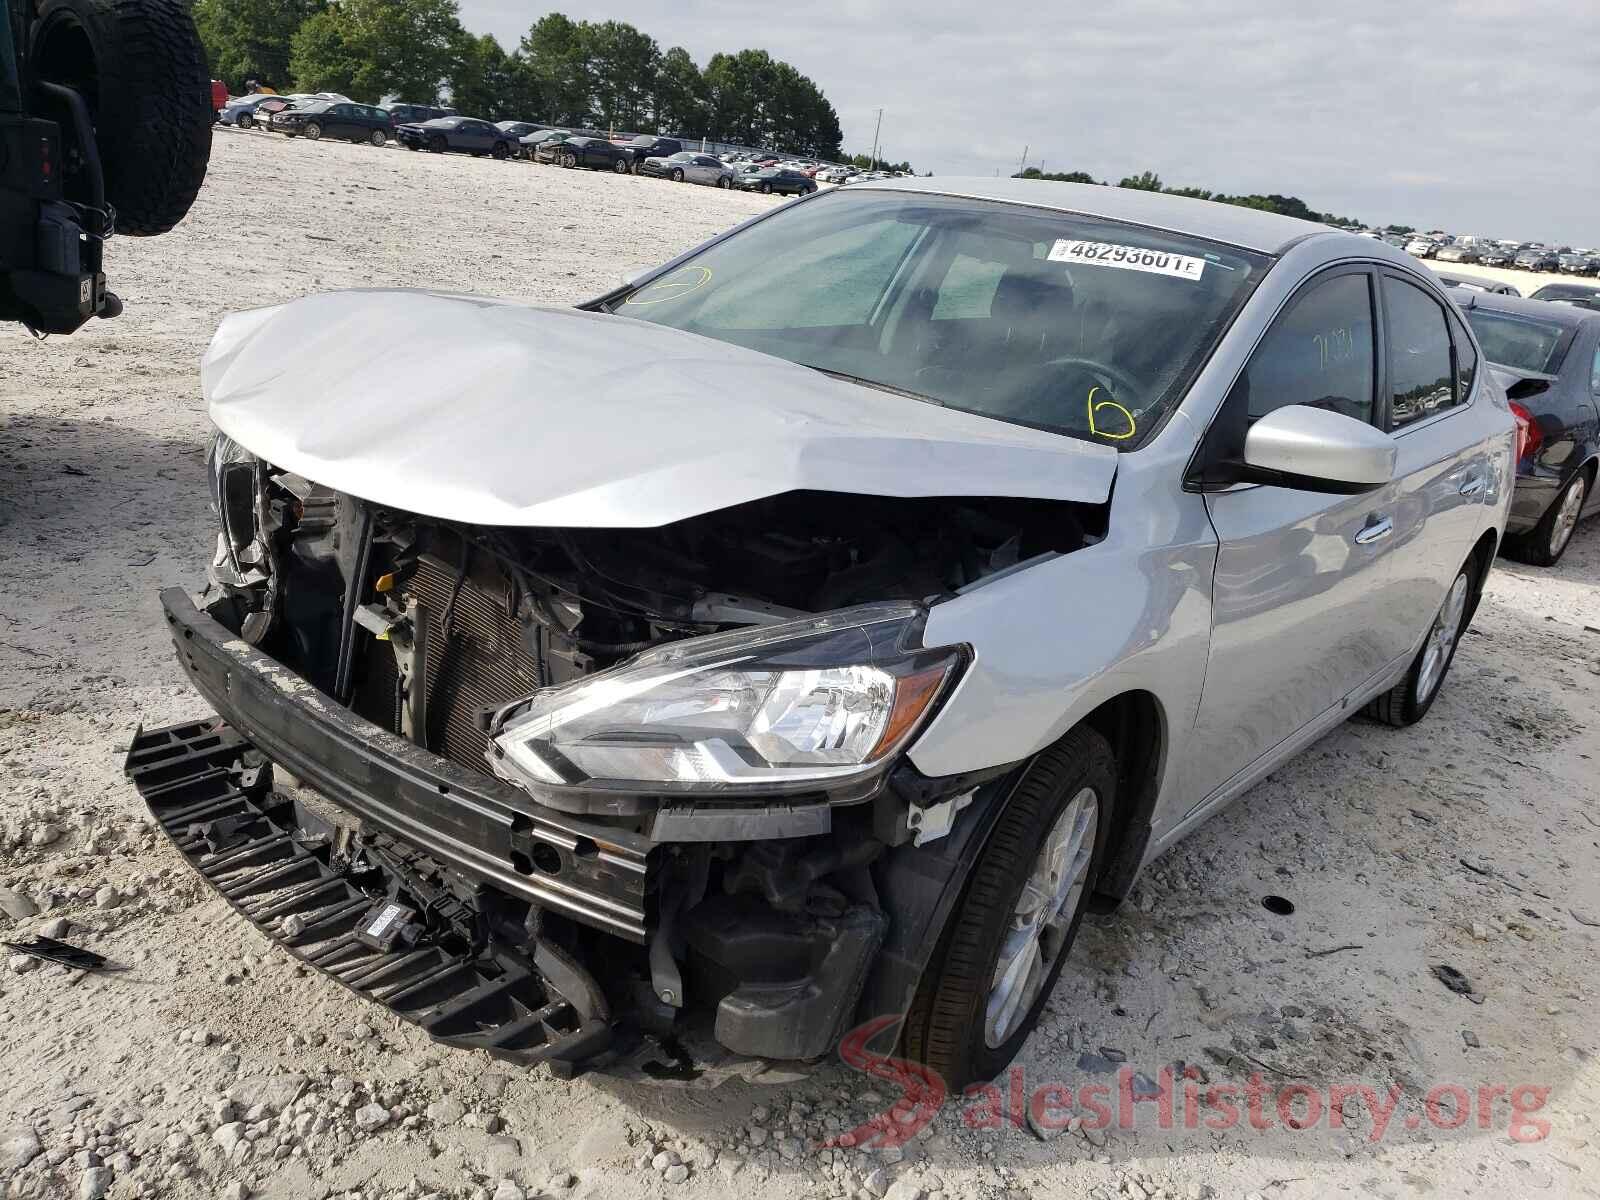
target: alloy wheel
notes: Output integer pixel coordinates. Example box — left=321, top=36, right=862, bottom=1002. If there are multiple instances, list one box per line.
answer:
left=1550, top=475, right=1587, bottom=559
left=984, top=786, right=1099, bottom=1047
left=1416, top=572, right=1470, bottom=704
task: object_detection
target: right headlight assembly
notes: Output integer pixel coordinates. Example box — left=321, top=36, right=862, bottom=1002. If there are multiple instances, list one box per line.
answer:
left=487, top=603, right=965, bottom=800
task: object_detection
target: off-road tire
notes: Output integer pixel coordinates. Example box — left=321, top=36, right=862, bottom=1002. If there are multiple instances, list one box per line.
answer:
left=900, top=726, right=1117, bottom=1090
left=29, top=0, right=212, bottom=235
left=1364, top=555, right=1480, bottom=727
left=1505, top=467, right=1590, bottom=568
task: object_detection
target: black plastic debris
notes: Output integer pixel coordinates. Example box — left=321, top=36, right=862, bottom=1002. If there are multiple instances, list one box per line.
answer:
left=1431, top=963, right=1474, bottom=996
left=3, top=936, right=123, bottom=972
left=1261, top=895, right=1295, bottom=916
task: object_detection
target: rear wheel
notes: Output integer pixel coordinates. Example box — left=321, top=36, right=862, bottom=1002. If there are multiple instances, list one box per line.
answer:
left=369, top=129, right=387, bottom=147
left=1365, top=557, right=1478, bottom=726
left=1507, top=469, right=1589, bottom=567
left=759, top=182, right=772, bottom=194
left=901, top=726, right=1116, bottom=1089
left=29, top=0, right=213, bottom=235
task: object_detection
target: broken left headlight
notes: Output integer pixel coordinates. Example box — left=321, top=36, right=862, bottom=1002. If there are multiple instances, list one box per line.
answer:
left=488, top=603, right=964, bottom=798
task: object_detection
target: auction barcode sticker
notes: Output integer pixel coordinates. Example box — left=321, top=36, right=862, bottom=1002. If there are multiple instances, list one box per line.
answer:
left=1048, top=239, right=1207, bottom=281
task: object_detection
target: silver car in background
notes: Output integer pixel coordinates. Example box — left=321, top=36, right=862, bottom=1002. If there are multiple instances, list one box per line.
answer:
left=640, top=150, right=734, bottom=187
left=135, top=179, right=1513, bottom=1091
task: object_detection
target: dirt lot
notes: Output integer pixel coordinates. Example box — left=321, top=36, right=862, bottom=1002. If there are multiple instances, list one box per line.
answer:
left=1423, top=261, right=1590, bottom=298
left=1, top=131, right=1598, bottom=1200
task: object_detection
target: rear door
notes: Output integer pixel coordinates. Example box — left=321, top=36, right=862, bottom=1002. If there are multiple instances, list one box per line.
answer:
left=1188, top=265, right=1404, bottom=809
left=1379, top=271, right=1490, bottom=660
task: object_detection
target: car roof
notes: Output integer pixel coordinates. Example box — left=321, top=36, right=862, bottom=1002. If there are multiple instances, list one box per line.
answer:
left=852, top=177, right=1337, bottom=254
left=1457, top=290, right=1597, bottom=326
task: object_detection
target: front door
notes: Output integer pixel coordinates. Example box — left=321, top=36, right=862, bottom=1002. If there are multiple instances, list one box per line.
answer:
left=1187, top=266, right=1402, bottom=810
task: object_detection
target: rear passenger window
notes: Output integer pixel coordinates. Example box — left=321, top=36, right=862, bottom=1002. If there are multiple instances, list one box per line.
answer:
left=1591, top=346, right=1600, bottom=394
left=1239, top=271, right=1376, bottom=425
left=1384, top=277, right=1458, bottom=428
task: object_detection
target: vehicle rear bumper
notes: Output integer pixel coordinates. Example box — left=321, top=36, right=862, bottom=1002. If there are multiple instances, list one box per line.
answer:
left=146, top=587, right=651, bottom=941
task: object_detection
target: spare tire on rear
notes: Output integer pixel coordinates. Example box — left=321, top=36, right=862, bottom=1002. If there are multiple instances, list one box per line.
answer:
left=30, top=0, right=213, bottom=236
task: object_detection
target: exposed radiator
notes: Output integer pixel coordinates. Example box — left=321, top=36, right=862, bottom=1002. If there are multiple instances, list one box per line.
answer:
left=352, top=549, right=546, bottom=775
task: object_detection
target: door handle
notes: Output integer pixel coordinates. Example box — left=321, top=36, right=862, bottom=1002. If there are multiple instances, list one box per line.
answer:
left=1354, top=516, right=1394, bottom=545
left=1459, top=476, right=1486, bottom=498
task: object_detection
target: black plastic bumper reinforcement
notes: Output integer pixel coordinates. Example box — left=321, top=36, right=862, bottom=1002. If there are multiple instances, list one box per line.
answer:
left=126, top=720, right=614, bottom=1074
left=151, top=587, right=651, bottom=943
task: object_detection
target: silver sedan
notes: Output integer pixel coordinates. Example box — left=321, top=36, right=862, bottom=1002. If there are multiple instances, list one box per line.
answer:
left=642, top=151, right=733, bottom=188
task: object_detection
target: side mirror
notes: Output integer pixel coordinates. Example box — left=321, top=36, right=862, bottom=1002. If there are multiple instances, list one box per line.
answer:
left=1242, top=404, right=1395, bottom=493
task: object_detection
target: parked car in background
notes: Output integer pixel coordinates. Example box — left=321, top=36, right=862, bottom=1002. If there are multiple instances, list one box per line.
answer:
left=388, top=103, right=456, bottom=126
left=621, top=136, right=683, bottom=172
left=1529, top=282, right=1600, bottom=308
left=1436, top=272, right=1520, bottom=296
left=271, top=100, right=394, bottom=146
left=639, top=151, right=733, bottom=187
left=520, top=129, right=570, bottom=160
left=1434, top=243, right=1481, bottom=264
left=1459, top=291, right=1600, bottom=564
left=397, top=117, right=516, bottom=158
left=218, top=94, right=292, bottom=129
left=1515, top=247, right=1560, bottom=272
left=543, top=136, right=632, bottom=171
left=1404, top=238, right=1439, bottom=258
left=1557, top=252, right=1592, bottom=275
left=496, top=121, right=548, bottom=140
left=1478, top=245, right=1515, bottom=267
left=735, top=166, right=818, bottom=195
left=140, top=181, right=1512, bottom=1093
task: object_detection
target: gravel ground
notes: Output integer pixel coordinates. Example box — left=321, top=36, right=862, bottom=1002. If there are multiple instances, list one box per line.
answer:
left=1, top=130, right=1598, bottom=1200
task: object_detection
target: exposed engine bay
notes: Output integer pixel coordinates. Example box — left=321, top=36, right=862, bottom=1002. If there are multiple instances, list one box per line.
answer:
left=175, top=439, right=1103, bottom=1072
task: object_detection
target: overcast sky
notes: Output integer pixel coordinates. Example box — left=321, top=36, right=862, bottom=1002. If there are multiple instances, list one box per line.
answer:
left=460, top=0, right=1600, bottom=243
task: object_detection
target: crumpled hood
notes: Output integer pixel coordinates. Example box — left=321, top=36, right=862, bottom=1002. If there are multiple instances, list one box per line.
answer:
left=201, top=289, right=1118, bottom=528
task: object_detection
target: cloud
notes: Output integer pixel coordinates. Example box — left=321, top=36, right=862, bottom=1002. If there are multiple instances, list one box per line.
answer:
left=459, top=0, right=1600, bottom=241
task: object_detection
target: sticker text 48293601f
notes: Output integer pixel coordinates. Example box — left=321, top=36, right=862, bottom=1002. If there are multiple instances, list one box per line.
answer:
left=1048, top=240, right=1207, bottom=282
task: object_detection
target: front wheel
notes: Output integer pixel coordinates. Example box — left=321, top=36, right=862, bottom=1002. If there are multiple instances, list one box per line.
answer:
left=901, top=726, right=1116, bottom=1090
left=303, top=121, right=322, bottom=141
left=562, top=152, right=577, bottom=168
left=717, top=176, right=730, bottom=188
left=613, top=157, right=630, bottom=174
left=1508, top=469, right=1589, bottom=567
left=759, top=182, right=772, bottom=194
left=428, top=136, right=446, bottom=154
left=492, top=141, right=510, bottom=160
left=236, top=112, right=253, bottom=130
left=670, top=168, right=684, bottom=182
left=1364, top=557, right=1478, bottom=726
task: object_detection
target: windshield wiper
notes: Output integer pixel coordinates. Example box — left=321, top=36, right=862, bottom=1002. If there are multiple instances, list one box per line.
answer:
left=799, top=364, right=947, bottom=407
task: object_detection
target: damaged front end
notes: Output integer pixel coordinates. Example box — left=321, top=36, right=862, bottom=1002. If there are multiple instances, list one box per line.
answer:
left=131, top=411, right=1103, bottom=1076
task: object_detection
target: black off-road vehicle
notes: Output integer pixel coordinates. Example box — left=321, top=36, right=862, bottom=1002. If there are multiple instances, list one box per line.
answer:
left=1, top=0, right=212, bottom=334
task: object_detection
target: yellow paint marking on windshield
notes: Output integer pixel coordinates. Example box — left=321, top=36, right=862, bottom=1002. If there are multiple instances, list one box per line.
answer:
left=1087, top=386, right=1137, bottom=441
left=624, top=266, right=713, bottom=305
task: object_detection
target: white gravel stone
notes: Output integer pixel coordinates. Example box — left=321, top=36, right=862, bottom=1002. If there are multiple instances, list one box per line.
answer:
left=663, top=1163, right=689, bottom=1184
left=3, top=1128, right=43, bottom=1169
left=492, top=1183, right=527, bottom=1200
left=212, top=1124, right=246, bottom=1155
left=78, top=1166, right=113, bottom=1199
left=425, top=1097, right=465, bottom=1126
left=353, top=1104, right=390, bottom=1132
left=0, top=886, right=38, bottom=920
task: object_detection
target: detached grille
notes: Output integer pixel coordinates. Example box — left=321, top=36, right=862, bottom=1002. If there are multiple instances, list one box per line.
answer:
left=352, top=550, right=546, bottom=775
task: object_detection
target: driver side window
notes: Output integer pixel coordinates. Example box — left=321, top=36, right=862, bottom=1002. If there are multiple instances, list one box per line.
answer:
left=1241, top=271, right=1376, bottom=425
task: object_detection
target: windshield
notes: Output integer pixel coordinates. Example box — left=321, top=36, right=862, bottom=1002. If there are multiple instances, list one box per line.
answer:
left=1465, top=310, right=1572, bottom=374
left=615, top=190, right=1268, bottom=449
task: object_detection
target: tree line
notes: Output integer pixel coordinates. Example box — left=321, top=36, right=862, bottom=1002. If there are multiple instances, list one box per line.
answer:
left=1015, top=167, right=1363, bottom=228
left=195, top=2, right=845, bottom=159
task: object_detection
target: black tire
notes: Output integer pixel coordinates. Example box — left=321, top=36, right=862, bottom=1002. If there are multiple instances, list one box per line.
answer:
left=759, top=182, right=772, bottom=194
left=236, top=112, right=253, bottom=130
left=717, top=176, right=730, bottom=189
left=1364, top=554, right=1480, bottom=727
left=671, top=168, right=684, bottom=182
left=406, top=143, right=420, bottom=151
left=492, top=141, right=510, bottom=160
left=562, top=152, right=577, bottom=169
left=613, top=157, right=629, bottom=174
left=29, top=0, right=212, bottom=236
left=302, top=120, right=322, bottom=141
left=901, top=726, right=1117, bottom=1090
left=369, top=129, right=386, bottom=147
left=428, top=136, right=446, bottom=154
left=1505, top=468, right=1590, bottom=568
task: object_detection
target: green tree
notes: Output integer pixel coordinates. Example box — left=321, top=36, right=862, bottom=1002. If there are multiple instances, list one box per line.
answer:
left=449, top=32, right=528, bottom=119
left=521, top=12, right=590, bottom=124
left=291, top=0, right=462, bottom=103
left=1016, top=167, right=1099, bottom=183
left=194, top=0, right=323, bottom=90
left=1117, top=170, right=1163, bottom=191
left=584, top=20, right=659, bottom=131
left=653, top=46, right=706, bottom=134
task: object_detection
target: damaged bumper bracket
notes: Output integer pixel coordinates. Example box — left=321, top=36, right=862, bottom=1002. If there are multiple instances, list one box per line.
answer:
left=125, top=721, right=613, bottom=1074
